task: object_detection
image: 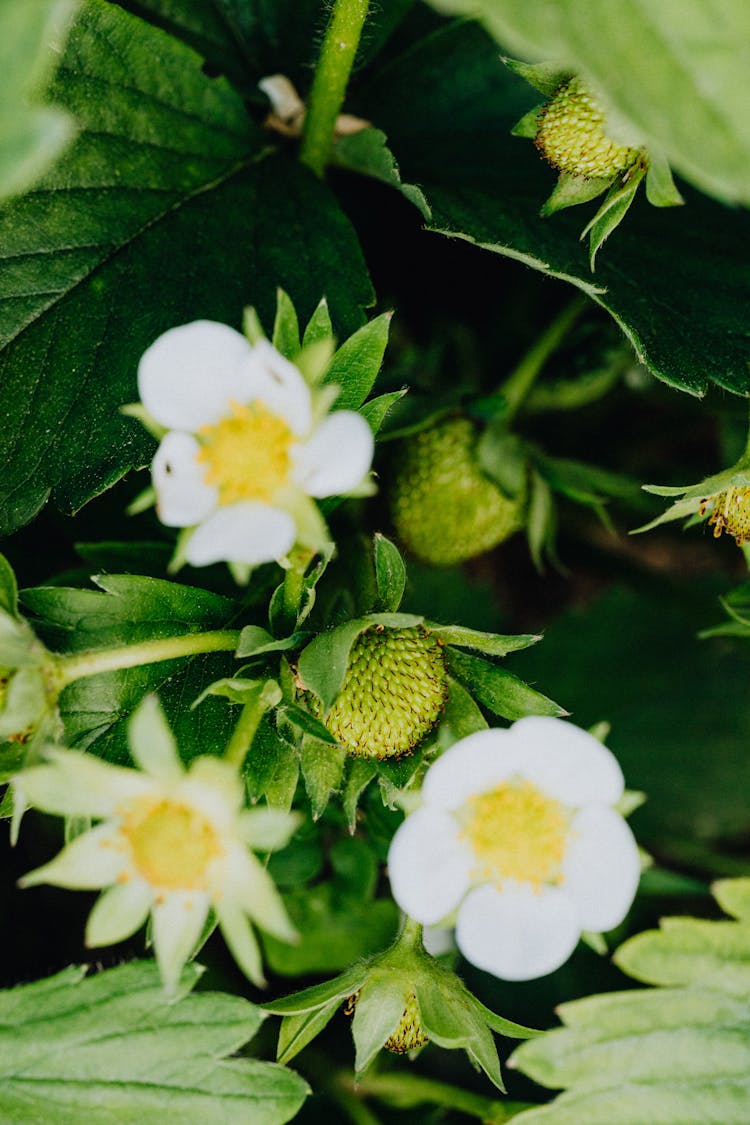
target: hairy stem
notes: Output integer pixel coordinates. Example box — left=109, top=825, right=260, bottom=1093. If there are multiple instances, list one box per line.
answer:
left=224, top=693, right=269, bottom=768
left=57, top=630, right=240, bottom=687
left=300, top=0, right=370, bottom=177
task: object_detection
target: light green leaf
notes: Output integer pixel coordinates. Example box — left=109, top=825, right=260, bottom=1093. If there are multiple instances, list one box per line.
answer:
left=511, top=881, right=750, bottom=1124
left=429, top=0, right=750, bottom=208
left=0, top=960, right=308, bottom=1124
left=0, top=1, right=78, bottom=202
left=0, top=0, right=372, bottom=535
left=446, top=648, right=567, bottom=720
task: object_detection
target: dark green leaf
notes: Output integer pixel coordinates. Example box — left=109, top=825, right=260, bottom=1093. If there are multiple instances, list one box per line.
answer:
left=446, top=648, right=566, bottom=720
left=0, top=960, right=308, bottom=1124
left=355, top=20, right=750, bottom=395
left=0, top=1, right=372, bottom=534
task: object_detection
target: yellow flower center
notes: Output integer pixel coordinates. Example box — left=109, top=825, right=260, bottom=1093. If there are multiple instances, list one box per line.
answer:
left=196, top=400, right=294, bottom=505
left=700, top=486, right=750, bottom=545
left=462, top=780, right=569, bottom=887
left=122, top=799, right=223, bottom=890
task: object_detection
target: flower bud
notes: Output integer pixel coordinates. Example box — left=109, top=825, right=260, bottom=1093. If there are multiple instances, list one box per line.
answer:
left=535, top=77, right=641, bottom=180
left=321, top=626, right=447, bottom=759
left=389, top=417, right=525, bottom=566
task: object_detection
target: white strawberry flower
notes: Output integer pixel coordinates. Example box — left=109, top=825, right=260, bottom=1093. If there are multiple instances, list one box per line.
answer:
left=138, top=321, right=374, bottom=567
left=16, top=696, right=299, bottom=992
left=387, top=717, right=640, bottom=981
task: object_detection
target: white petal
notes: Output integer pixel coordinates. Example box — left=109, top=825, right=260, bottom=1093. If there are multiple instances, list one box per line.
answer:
left=185, top=502, right=296, bottom=566
left=245, top=340, right=312, bottom=435
left=456, top=882, right=581, bottom=981
left=152, top=891, right=210, bottom=993
left=18, top=750, right=152, bottom=818
left=216, top=901, right=265, bottom=986
left=138, top=321, right=256, bottom=430
left=562, top=806, right=641, bottom=932
left=152, top=432, right=218, bottom=528
left=86, top=879, right=153, bottom=947
left=387, top=807, right=473, bottom=925
left=512, top=717, right=625, bottom=806
left=293, top=412, right=374, bottom=498
left=19, top=824, right=126, bottom=890
left=128, top=696, right=184, bottom=784
left=229, top=848, right=297, bottom=942
left=422, top=729, right=522, bottom=811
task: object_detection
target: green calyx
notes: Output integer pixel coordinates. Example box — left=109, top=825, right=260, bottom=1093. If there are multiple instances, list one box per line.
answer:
left=389, top=417, right=525, bottom=566
left=321, top=626, right=447, bottom=759
left=535, top=77, right=641, bottom=180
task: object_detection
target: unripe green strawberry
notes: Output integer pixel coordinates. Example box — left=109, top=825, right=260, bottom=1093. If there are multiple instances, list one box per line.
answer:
left=383, top=991, right=430, bottom=1053
left=322, top=625, right=447, bottom=759
left=389, top=417, right=525, bottom=566
left=535, top=77, right=640, bottom=180
left=701, top=486, right=750, bottom=545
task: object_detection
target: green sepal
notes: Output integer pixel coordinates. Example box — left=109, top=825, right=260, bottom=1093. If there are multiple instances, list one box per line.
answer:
left=236, top=626, right=307, bottom=660
left=278, top=703, right=339, bottom=745
left=272, top=288, right=301, bottom=359
left=541, top=170, right=612, bottom=216
left=502, top=57, right=570, bottom=97
left=713, top=878, right=750, bottom=921
left=634, top=460, right=750, bottom=535
left=360, top=389, right=408, bottom=434
left=191, top=677, right=281, bottom=710
left=120, top=402, right=167, bottom=442
left=277, top=1001, right=342, bottom=1065
left=302, top=297, right=334, bottom=348
left=243, top=304, right=265, bottom=345
left=299, top=735, right=346, bottom=819
left=343, top=758, right=378, bottom=830
left=446, top=648, right=567, bottom=720
left=352, top=975, right=409, bottom=1074
left=264, top=962, right=369, bottom=1017
left=0, top=554, right=18, bottom=616
left=437, top=677, right=488, bottom=745
left=431, top=624, right=541, bottom=658
left=477, top=428, right=528, bottom=499
left=295, top=337, right=336, bottom=386
left=646, top=151, right=684, bottom=207
left=584, top=164, right=646, bottom=268
left=527, top=469, right=558, bottom=571
left=373, top=533, right=406, bottom=613
left=511, top=103, right=543, bottom=138
left=323, top=311, right=393, bottom=410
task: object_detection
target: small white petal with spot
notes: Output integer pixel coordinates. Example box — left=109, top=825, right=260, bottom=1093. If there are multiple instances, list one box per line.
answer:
left=293, top=411, right=374, bottom=497
left=245, top=339, right=313, bottom=435
left=562, top=805, right=640, bottom=931
left=20, top=824, right=126, bottom=890
left=512, top=716, right=624, bottom=806
left=85, top=878, right=154, bottom=947
left=388, top=807, right=473, bottom=925
left=152, top=432, right=218, bottom=528
left=128, top=696, right=184, bottom=784
left=152, top=890, right=210, bottom=994
left=421, top=728, right=522, bottom=811
left=185, top=502, right=296, bottom=566
left=138, top=321, right=257, bottom=430
left=19, top=750, right=152, bottom=818
left=456, top=882, right=581, bottom=981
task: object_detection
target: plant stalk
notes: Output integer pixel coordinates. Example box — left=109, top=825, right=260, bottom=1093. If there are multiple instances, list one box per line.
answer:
left=499, top=297, right=588, bottom=424
left=299, top=0, right=370, bottom=177
left=56, top=630, right=240, bottom=688
left=224, top=693, right=269, bottom=768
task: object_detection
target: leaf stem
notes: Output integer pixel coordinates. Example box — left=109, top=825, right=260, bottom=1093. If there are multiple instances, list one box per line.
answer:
left=56, top=630, right=240, bottom=688
left=299, top=0, right=370, bottom=177
left=498, top=297, right=588, bottom=424
left=224, top=692, right=269, bottom=768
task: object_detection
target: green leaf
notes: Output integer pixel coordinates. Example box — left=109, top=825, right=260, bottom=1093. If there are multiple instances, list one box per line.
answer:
left=22, top=574, right=238, bottom=765
left=446, top=648, right=567, bottom=721
left=429, top=0, right=750, bottom=208
left=432, top=625, right=541, bottom=657
left=323, top=311, right=393, bottom=410
left=333, top=127, right=431, bottom=216
left=714, top=878, right=750, bottom=921
left=511, top=881, right=750, bottom=1124
left=0, top=554, right=19, bottom=616
left=373, top=533, right=406, bottom=612
left=354, top=20, right=750, bottom=395
left=0, top=0, right=372, bottom=535
left=0, top=960, right=308, bottom=1124
left=0, top=1, right=78, bottom=202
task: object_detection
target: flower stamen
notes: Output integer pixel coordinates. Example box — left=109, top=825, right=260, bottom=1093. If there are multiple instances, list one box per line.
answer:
left=121, top=798, right=223, bottom=890
left=196, top=400, right=294, bottom=505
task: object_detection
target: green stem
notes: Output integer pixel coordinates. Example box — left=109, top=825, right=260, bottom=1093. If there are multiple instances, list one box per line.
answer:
left=56, top=630, right=241, bottom=688
left=396, top=916, right=424, bottom=952
left=224, top=694, right=268, bottom=768
left=340, top=1071, right=532, bottom=1123
left=498, top=297, right=587, bottom=424
left=299, top=0, right=370, bottom=177
left=741, top=398, right=750, bottom=465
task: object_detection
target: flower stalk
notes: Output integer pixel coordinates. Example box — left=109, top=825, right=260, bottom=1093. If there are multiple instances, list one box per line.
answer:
left=498, top=297, right=587, bottom=423
left=300, top=0, right=370, bottom=177
left=56, top=629, right=241, bottom=688
left=224, top=692, right=271, bottom=768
